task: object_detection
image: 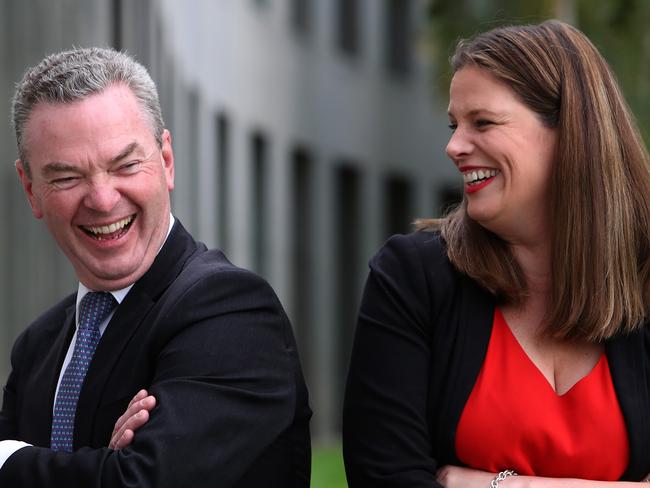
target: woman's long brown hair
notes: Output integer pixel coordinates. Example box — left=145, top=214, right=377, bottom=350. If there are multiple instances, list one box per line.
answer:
left=420, top=20, right=650, bottom=341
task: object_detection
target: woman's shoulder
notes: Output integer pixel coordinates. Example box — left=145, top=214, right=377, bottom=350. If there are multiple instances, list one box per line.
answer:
left=384, top=228, right=446, bottom=250
left=371, top=229, right=452, bottom=277
left=367, top=230, right=467, bottom=315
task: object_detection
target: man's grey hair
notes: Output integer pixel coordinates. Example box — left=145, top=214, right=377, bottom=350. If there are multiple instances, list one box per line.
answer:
left=12, top=47, right=164, bottom=177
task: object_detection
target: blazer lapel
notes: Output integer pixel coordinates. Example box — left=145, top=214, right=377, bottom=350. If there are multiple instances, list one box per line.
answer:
left=606, top=328, right=650, bottom=481
left=439, top=275, right=494, bottom=466
left=72, top=221, right=203, bottom=447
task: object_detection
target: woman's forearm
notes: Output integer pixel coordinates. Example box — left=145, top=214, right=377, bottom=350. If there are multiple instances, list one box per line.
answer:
left=500, top=475, right=644, bottom=488
left=437, top=465, right=648, bottom=488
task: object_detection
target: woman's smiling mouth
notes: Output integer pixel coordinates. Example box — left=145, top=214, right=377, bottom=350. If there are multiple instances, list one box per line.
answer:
left=462, top=168, right=500, bottom=194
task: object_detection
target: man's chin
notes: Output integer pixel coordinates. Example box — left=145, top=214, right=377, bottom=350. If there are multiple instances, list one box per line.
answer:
left=76, top=262, right=150, bottom=291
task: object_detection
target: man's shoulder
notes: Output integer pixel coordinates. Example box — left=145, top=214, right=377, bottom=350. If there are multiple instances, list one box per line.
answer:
left=134, top=225, right=290, bottom=335
left=172, top=248, right=279, bottom=304
left=140, top=222, right=262, bottom=297
left=182, top=248, right=257, bottom=280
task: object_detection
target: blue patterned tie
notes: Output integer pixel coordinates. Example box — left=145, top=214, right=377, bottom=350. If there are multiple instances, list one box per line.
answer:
left=51, top=292, right=116, bottom=452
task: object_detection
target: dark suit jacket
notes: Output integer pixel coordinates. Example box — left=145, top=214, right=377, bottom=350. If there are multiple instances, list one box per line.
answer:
left=343, top=231, right=650, bottom=487
left=0, top=221, right=311, bottom=487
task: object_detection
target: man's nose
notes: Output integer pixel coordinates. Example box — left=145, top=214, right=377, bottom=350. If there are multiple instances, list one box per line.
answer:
left=83, top=176, right=121, bottom=212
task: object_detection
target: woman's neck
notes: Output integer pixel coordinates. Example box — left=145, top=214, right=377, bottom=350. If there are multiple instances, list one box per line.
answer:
left=510, top=239, right=551, bottom=296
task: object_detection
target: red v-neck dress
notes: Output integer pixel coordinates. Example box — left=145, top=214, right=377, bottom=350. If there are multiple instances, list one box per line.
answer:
left=455, top=308, right=629, bottom=480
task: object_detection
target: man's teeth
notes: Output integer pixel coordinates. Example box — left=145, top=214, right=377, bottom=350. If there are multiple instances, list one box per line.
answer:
left=86, top=216, right=133, bottom=235
left=463, top=169, right=499, bottom=184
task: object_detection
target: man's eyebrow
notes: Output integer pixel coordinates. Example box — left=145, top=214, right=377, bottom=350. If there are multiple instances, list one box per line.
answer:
left=110, top=142, right=143, bottom=164
left=41, top=162, right=79, bottom=176
left=40, top=142, right=145, bottom=177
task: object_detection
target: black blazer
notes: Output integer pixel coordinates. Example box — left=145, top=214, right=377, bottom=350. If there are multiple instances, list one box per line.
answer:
left=0, top=221, right=311, bottom=487
left=343, top=231, right=650, bottom=487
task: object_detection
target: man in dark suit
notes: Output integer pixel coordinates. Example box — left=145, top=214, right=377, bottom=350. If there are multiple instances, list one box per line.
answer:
left=0, top=47, right=311, bottom=487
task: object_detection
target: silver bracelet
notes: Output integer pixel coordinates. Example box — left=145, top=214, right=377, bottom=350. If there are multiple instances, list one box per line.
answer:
left=490, top=469, right=518, bottom=487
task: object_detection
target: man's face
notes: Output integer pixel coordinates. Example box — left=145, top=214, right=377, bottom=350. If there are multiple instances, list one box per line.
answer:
left=17, top=84, right=175, bottom=291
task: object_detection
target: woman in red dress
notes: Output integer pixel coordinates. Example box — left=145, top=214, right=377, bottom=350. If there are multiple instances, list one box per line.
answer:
left=343, top=20, right=650, bottom=487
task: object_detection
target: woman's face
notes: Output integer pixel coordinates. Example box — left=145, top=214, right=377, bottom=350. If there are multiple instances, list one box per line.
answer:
left=446, top=66, right=557, bottom=243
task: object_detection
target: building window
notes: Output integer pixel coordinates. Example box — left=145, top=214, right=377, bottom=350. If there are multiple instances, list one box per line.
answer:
left=111, top=0, right=122, bottom=49
left=334, top=162, right=362, bottom=427
left=384, top=173, right=413, bottom=237
left=251, top=131, right=269, bottom=277
left=337, top=0, right=360, bottom=56
left=291, top=146, right=313, bottom=381
left=215, top=113, right=230, bottom=253
left=385, top=0, right=411, bottom=76
left=291, top=0, right=311, bottom=36
left=437, top=183, right=463, bottom=217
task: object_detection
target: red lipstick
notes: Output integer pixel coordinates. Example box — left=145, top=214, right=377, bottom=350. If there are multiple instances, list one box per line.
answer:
left=465, top=175, right=496, bottom=194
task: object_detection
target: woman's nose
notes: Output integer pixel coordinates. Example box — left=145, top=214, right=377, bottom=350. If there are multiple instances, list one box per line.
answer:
left=446, top=127, right=473, bottom=162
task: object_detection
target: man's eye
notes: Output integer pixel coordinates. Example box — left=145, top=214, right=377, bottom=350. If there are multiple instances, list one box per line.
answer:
left=118, top=160, right=141, bottom=173
left=50, top=177, right=80, bottom=189
left=448, top=123, right=458, bottom=132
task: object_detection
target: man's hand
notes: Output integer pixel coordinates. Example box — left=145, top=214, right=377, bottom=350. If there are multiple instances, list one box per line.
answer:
left=109, top=389, right=156, bottom=450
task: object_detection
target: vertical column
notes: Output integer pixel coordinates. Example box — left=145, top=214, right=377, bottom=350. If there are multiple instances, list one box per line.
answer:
left=250, top=131, right=269, bottom=277
left=267, top=136, right=291, bottom=307
left=170, top=80, right=194, bottom=232
left=196, top=96, right=217, bottom=248
left=215, top=111, right=231, bottom=254
left=363, top=0, right=383, bottom=70
left=118, top=0, right=151, bottom=64
left=311, top=154, right=336, bottom=441
left=360, top=166, right=384, bottom=263
left=228, top=118, right=253, bottom=269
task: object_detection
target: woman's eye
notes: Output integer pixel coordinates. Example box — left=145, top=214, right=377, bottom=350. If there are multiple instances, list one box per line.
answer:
left=475, top=119, right=493, bottom=128
left=448, top=123, right=458, bottom=132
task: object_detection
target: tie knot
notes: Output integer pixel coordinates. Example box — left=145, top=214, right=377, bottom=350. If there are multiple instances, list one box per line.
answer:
left=78, top=292, right=116, bottom=331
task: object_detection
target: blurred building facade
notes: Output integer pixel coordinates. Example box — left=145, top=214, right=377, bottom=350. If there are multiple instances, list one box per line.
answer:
left=0, top=0, right=457, bottom=440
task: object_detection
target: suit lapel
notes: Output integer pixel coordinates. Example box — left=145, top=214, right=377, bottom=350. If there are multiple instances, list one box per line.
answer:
left=73, top=221, right=204, bottom=447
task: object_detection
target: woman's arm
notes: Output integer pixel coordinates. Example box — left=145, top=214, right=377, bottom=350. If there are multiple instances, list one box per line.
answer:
left=343, top=234, right=443, bottom=487
left=436, top=465, right=648, bottom=487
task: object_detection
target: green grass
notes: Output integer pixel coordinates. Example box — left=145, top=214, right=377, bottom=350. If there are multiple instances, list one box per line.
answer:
left=312, top=445, right=348, bottom=488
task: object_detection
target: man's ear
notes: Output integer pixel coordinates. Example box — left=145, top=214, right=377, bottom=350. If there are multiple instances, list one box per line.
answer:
left=16, top=159, right=43, bottom=219
left=161, top=129, right=175, bottom=191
